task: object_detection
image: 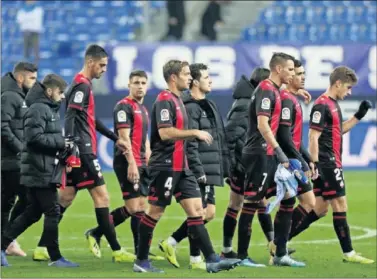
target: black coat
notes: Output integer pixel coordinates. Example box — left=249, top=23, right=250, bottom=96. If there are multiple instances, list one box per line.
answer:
left=1, top=73, right=28, bottom=171
left=21, top=82, right=65, bottom=188
left=225, top=76, right=256, bottom=174
left=183, top=93, right=230, bottom=186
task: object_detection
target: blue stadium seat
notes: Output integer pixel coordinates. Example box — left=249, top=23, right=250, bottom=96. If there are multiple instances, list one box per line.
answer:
left=346, top=6, right=367, bottom=23
left=364, top=0, right=376, bottom=6
left=326, top=6, right=347, bottom=24
left=110, top=1, right=127, bottom=7
left=367, top=6, right=377, bottom=23
left=370, top=24, right=376, bottom=42
left=288, top=24, right=309, bottom=41
left=267, top=24, right=288, bottom=42
left=329, top=24, right=349, bottom=42
left=308, top=24, right=329, bottom=43
left=305, top=6, right=326, bottom=24
left=260, top=7, right=285, bottom=24
left=349, top=23, right=369, bottom=42
left=244, top=24, right=268, bottom=42
left=285, top=6, right=305, bottom=24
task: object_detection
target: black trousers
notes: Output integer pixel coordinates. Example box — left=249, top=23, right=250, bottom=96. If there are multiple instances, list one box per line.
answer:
left=1, top=170, right=28, bottom=234
left=1, top=187, right=62, bottom=261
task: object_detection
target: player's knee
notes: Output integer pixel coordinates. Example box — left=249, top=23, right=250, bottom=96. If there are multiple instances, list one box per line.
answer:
left=94, top=194, right=110, bottom=208
left=146, top=204, right=164, bottom=220
left=58, top=194, right=74, bottom=208
left=205, top=205, right=216, bottom=222
left=331, top=197, right=348, bottom=212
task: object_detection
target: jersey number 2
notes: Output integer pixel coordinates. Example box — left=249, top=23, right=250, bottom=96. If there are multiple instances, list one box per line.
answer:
left=334, top=168, right=344, bottom=188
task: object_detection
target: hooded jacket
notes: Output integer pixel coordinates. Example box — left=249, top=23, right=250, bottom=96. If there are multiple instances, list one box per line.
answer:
left=20, top=82, right=65, bottom=188
left=225, top=75, right=256, bottom=174
left=1, top=72, right=28, bottom=171
left=183, top=92, right=230, bottom=186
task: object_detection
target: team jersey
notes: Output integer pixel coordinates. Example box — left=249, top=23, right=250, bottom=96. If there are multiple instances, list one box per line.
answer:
left=113, top=97, right=149, bottom=167
left=148, top=90, right=189, bottom=171
left=279, top=89, right=303, bottom=150
left=309, top=94, right=343, bottom=168
left=65, top=73, right=96, bottom=155
left=243, top=79, right=282, bottom=155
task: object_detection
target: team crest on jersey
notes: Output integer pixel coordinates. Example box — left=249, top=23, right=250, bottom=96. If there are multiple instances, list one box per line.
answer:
left=312, top=111, right=321, bottom=123
left=73, top=91, right=84, bottom=103
left=160, top=109, right=169, bottom=121
left=282, top=108, right=290, bottom=120
left=117, top=110, right=127, bottom=122
left=261, top=98, right=271, bottom=109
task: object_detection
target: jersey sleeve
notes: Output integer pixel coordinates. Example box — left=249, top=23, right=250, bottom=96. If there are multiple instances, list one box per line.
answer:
left=66, top=83, right=90, bottom=111
left=255, top=89, right=275, bottom=118
left=279, top=98, right=294, bottom=127
left=309, top=104, right=327, bottom=131
left=155, top=99, right=174, bottom=128
left=114, top=103, right=133, bottom=130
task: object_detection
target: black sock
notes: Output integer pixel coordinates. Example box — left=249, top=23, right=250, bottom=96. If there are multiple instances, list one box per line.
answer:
left=274, top=198, right=295, bottom=257
left=95, top=207, right=121, bottom=251
left=92, top=206, right=130, bottom=238
left=38, top=204, right=66, bottom=247
left=289, top=209, right=319, bottom=240
left=257, top=205, right=274, bottom=242
left=131, top=211, right=144, bottom=254
left=289, top=204, right=309, bottom=240
left=171, top=220, right=188, bottom=243
left=187, top=216, right=215, bottom=261
left=137, top=214, right=158, bottom=260
left=189, top=219, right=210, bottom=257
left=333, top=212, right=353, bottom=253
left=223, top=207, right=239, bottom=249
left=237, top=203, right=257, bottom=259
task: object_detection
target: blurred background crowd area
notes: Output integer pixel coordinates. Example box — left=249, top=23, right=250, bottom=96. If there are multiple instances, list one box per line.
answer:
left=1, top=0, right=376, bottom=85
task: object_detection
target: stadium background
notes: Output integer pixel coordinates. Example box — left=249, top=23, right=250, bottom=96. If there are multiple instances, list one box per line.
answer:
left=1, top=1, right=376, bottom=277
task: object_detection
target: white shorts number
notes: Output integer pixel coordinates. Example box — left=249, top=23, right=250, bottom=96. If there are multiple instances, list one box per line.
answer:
left=261, top=172, right=268, bottom=186
left=93, top=159, right=101, bottom=172
left=164, top=177, right=173, bottom=190
left=334, top=168, right=344, bottom=187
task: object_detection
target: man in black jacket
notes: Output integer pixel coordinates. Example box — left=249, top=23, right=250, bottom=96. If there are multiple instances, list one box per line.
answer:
left=159, top=63, right=231, bottom=269
left=1, top=74, right=78, bottom=267
left=1, top=62, right=37, bottom=257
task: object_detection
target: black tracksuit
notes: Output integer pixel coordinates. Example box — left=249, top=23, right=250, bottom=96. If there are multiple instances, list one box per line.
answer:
left=1, top=73, right=28, bottom=233
left=1, top=82, right=65, bottom=261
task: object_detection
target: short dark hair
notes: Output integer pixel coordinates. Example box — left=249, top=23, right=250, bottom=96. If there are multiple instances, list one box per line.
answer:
left=13, top=62, right=38, bottom=74
left=294, top=59, right=302, bottom=68
left=189, top=63, right=208, bottom=89
left=42, top=74, right=67, bottom=91
left=129, top=70, right=148, bottom=80
left=250, top=67, right=270, bottom=88
left=85, top=44, right=108, bottom=60
left=329, top=66, right=358, bottom=86
left=269, top=52, right=295, bottom=71
left=163, top=60, right=189, bottom=83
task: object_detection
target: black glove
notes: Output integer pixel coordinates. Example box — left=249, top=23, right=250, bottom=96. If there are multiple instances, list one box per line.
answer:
left=354, top=100, right=372, bottom=120
left=274, top=146, right=289, bottom=164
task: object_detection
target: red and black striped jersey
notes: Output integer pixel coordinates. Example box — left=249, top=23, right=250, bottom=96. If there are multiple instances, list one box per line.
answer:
left=148, top=90, right=189, bottom=171
left=64, top=73, right=96, bottom=155
left=279, top=89, right=303, bottom=151
left=243, top=79, right=282, bottom=155
left=113, top=97, right=149, bottom=167
left=309, top=94, right=343, bottom=168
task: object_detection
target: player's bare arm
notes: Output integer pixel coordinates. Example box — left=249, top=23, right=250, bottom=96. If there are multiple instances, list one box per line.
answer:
left=118, top=128, right=139, bottom=183
left=258, top=115, right=289, bottom=167
left=308, top=128, right=322, bottom=163
left=159, top=127, right=213, bottom=145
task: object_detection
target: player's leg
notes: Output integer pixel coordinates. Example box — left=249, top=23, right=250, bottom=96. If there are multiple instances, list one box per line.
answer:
left=222, top=173, right=244, bottom=258
left=327, top=168, right=374, bottom=264
left=257, top=198, right=274, bottom=244
left=1, top=188, right=43, bottom=266
left=1, top=171, right=17, bottom=235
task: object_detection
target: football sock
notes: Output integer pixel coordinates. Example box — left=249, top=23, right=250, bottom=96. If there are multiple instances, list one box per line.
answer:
left=258, top=205, right=274, bottom=242
left=95, top=207, right=121, bottom=251
left=137, top=214, right=158, bottom=260
left=333, top=212, right=353, bottom=253
left=237, top=203, right=257, bottom=259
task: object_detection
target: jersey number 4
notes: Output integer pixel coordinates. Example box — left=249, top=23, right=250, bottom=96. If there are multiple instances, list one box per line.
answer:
left=165, top=177, right=173, bottom=190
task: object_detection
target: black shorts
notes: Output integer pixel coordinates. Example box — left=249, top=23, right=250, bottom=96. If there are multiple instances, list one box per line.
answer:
left=242, top=153, right=277, bottom=202
left=200, top=185, right=215, bottom=208
left=297, top=179, right=312, bottom=196
left=148, top=169, right=201, bottom=207
left=114, top=162, right=150, bottom=200
left=313, top=167, right=346, bottom=200
left=66, top=154, right=105, bottom=191
left=228, top=169, right=245, bottom=196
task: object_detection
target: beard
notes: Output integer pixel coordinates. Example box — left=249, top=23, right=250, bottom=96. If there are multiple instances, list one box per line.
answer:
left=22, top=84, right=31, bottom=94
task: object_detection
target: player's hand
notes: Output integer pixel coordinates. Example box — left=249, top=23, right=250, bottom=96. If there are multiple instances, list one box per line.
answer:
left=197, top=175, right=207, bottom=185
left=196, top=130, right=213, bottom=145
left=274, top=146, right=289, bottom=168
left=312, top=162, right=320, bottom=180
left=354, top=100, right=372, bottom=120
left=116, top=139, right=131, bottom=154
left=66, top=166, right=72, bottom=173
left=295, top=89, right=312, bottom=104
left=127, top=162, right=140, bottom=184
left=308, top=162, right=317, bottom=179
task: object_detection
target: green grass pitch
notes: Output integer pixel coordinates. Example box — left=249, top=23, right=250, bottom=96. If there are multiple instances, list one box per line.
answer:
left=2, top=171, right=376, bottom=278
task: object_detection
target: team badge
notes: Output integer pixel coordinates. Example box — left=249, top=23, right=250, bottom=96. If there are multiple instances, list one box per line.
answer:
left=117, top=110, right=127, bottom=122
left=160, top=109, right=169, bottom=121
left=312, top=111, right=321, bottom=124
left=261, top=98, right=271, bottom=109
left=282, top=108, right=291, bottom=120
left=73, top=91, right=84, bottom=103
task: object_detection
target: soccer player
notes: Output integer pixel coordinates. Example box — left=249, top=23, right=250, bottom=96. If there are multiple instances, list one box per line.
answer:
left=85, top=70, right=162, bottom=261
left=222, top=68, right=271, bottom=265
left=240, top=52, right=305, bottom=267
left=159, top=63, right=231, bottom=270
left=269, top=59, right=317, bottom=259
left=32, top=44, right=133, bottom=262
left=1, top=62, right=37, bottom=257
left=133, top=60, right=240, bottom=273
left=292, top=66, right=374, bottom=264
left=1, top=74, right=78, bottom=267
